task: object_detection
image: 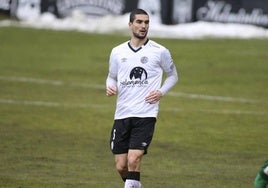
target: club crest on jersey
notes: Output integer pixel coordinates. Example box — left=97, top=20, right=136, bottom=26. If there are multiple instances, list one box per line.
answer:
left=140, top=56, right=148, bottom=64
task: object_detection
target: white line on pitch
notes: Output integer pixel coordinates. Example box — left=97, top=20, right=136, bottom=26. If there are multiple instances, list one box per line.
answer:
left=0, top=76, right=104, bottom=89
left=0, top=76, right=267, bottom=104
left=0, top=99, right=267, bottom=116
left=0, top=99, right=106, bottom=108
left=163, top=107, right=268, bottom=116
left=168, top=91, right=267, bottom=104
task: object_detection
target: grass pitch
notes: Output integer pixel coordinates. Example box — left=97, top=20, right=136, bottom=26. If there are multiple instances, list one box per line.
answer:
left=0, top=26, right=267, bottom=187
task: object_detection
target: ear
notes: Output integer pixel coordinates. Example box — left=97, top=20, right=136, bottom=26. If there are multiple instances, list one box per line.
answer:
left=128, top=22, right=132, bottom=27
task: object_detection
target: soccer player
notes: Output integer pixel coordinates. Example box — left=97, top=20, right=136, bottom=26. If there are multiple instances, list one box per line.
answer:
left=106, top=8, right=178, bottom=188
left=254, top=160, right=268, bottom=188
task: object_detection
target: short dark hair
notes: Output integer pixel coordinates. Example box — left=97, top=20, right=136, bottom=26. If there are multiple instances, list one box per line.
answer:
left=129, top=9, right=149, bottom=23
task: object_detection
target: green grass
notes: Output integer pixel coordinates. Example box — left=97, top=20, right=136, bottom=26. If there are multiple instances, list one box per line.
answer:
left=0, top=26, right=267, bottom=187
left=0, top=13, right=9, bottom=20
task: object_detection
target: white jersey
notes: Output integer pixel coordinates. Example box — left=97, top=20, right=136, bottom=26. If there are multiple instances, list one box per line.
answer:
left=107, top=39, right=178, bottom=120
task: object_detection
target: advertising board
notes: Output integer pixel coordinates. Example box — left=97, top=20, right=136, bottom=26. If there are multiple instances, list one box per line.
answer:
left=194, top=0, right=268, bottom=27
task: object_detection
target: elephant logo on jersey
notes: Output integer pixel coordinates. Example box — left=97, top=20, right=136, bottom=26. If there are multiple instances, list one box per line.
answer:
left=130, top=67, right=148, bottom=80
left=120, top=67, right=148, bottom=87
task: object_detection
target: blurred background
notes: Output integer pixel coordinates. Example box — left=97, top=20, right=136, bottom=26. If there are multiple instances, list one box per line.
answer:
left=1, top=0, right=268, bottom=27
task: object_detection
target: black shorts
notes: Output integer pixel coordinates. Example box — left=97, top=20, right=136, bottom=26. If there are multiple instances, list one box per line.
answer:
left=110, top=117, right=156, bottom=155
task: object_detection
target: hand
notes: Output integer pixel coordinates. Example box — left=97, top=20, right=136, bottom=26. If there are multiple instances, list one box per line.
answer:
left=145, top=90, right=162, bottom=104
left=106, top=86, right=117, bottom=96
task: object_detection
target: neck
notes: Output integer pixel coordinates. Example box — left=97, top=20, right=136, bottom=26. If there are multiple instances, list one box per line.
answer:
left=130, top=37, right=148, bottom=48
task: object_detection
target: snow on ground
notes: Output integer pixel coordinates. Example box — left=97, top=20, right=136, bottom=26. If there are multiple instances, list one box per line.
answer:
left=1, top=11, right=268, bottom=39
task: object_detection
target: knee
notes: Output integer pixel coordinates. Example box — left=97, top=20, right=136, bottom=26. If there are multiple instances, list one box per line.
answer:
left=128, top=155, right=141, bottom=169
left=116, top=162, right=128, bottom=174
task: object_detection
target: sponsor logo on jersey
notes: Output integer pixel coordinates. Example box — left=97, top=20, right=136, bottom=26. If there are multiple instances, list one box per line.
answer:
left=120, top=66, right=148, bottom=88
left=130, top=67, right=147, bottom=80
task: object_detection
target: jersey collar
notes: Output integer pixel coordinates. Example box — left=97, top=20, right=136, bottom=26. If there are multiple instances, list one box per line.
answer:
left=128, top=39, right=149, bottom=52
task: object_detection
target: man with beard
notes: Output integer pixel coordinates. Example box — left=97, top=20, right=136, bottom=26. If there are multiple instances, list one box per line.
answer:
left=106, top=9, right=178, bottom=188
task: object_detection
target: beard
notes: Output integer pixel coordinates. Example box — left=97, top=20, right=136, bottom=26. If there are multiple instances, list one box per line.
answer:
left=133, top=31, right=147, bottom=39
